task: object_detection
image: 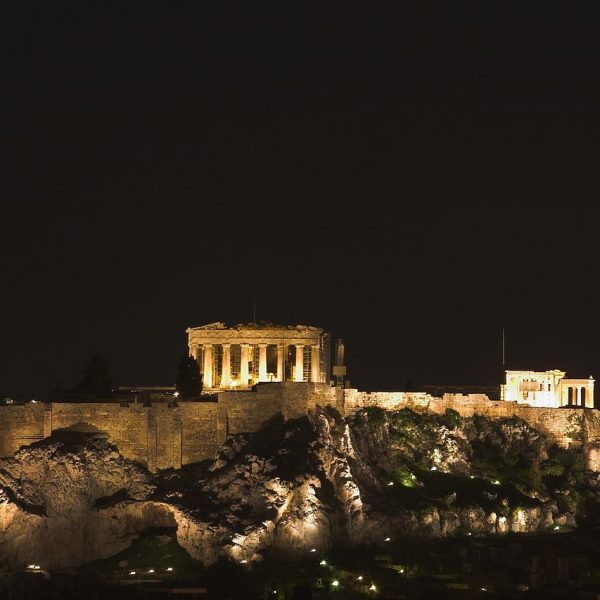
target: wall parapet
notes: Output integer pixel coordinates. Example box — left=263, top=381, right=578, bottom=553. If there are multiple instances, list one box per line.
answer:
left=2, top=385, right=600, bottom=472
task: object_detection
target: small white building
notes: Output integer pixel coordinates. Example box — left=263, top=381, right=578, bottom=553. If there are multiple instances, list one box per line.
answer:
left=501, top=369, right=594, bottom=408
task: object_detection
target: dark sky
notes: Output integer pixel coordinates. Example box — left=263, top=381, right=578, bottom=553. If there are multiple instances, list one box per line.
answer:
left=3, top=4, right=600, bottom=397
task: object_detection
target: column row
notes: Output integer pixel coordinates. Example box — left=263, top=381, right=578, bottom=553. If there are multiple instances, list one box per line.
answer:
left=193, top=343, right=320, bottom=388
left=561, top=384, right=594, bottom=407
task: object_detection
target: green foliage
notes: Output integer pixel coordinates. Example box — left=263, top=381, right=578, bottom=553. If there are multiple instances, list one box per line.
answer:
left=75, top=355, right=112, bottom=393
left=390, top=466, right=417, bottom=488
left=441, top=408, right=461, bottom=430
left=468, top=416, right=546, bottom=492
left=542, top=444, right=586, bottom=515
left=93, top=531, right=201, bottom=577
left=365, top=406, right=386, bottom=427
left=176, top=354, right=202, bottom=399
left=359, top=406, right=597, bottom=526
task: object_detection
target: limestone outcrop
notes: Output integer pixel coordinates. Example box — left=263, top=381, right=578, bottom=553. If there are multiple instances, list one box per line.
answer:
left=0, top=430, right=173, bottom=568
left=0, top=408, right=597, bottom=570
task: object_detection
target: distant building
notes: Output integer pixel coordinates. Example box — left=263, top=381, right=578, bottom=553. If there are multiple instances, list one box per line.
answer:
left=501, top=370, right=594, bottom=408
left=421, top=384, right=501, bottom=400
left=187, top=322, right=331, bottom=391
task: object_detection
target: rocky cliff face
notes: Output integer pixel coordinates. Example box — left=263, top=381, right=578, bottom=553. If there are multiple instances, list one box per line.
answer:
left=0, top=430, right=174, bottom=569
left=0, top=407, right=598, bottom=571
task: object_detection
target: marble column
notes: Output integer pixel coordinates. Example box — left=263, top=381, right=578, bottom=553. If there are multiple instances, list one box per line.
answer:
left=588, top=379, right=595, bottom=408
left=258, top=343, right=268, bottom=382
left=203, top=344, right=213, bottom=389
left=221, top=343, right=231, bottom=387
left=276, top=344, right=284, bottom=382
left=310, top=345, right=320, bottom=382
left=240, top=344, right=250, bottom=387
left=295, top=344, right=304, bottom=382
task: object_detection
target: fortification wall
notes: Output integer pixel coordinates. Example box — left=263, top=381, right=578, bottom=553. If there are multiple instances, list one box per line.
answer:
left=3, top=384, right=600, bottom=472
left=343, top=390, right=600, bottom=452
left=0, top=383, right=334, bottom=471
left=0, top=401, right=224, bottom=472
left=179, top=402, right=225, bottom=467
left=0, top=403, right=47, bottom=456
left=219, top=382, right=340, bottom=433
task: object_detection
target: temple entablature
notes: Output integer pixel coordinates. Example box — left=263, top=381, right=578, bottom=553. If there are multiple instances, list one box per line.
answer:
left=187, top=322, right=330, bottom=391
left=501, top=369, right=594, bottom=408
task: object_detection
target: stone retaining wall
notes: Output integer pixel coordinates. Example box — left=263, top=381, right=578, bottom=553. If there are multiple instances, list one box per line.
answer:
left=2, top=384, right=600, bottom=471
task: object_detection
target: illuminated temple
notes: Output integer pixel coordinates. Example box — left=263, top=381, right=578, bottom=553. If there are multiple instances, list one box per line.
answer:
left=501, top=369, right=595, bottom=408
left=187, top=322, right=331, bottom=390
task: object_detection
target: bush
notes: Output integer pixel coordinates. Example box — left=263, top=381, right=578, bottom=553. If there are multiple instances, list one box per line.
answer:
left=365, top=406, right=386, bottom=427
left=441, top=408, right=461, bottom=430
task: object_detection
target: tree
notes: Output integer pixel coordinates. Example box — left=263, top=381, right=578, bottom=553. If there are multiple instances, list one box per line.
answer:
left=176, top=354, right=202, bottom=399
left=76, top=355, right=113, bottom=393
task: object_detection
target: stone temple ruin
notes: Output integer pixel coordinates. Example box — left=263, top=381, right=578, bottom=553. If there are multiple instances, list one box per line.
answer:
left=0, top=321, right=597, bottom=472
left=186, top=322, right=330, bottom=390
left=501, top=369, right=594, bottom=408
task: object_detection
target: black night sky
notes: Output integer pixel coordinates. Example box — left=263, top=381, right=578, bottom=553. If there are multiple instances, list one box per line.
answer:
left=3, top=4, right=600, bottom=398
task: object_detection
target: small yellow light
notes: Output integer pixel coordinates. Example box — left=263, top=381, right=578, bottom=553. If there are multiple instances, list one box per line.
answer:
left=167, top=567, right=174, bottom=571
left=431, top=466, right=437, bottom=471
left=357, top=575, right=363, bottom=581
left=320, top=559, right=327, bottom=566
left=129, top=571, right=136, bottom=575
left=332, top=580, right=339, bottom=587
left=369, top=583, right=377, bottom=591
left=310, top=548, right=316, bottom=552
left=384, top=537, right=391, bottom=542
left=148, top=569, right=154, bottom=573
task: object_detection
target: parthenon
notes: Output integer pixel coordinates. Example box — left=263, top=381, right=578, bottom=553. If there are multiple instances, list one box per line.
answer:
left=187, top=322, right=330, bottom=390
